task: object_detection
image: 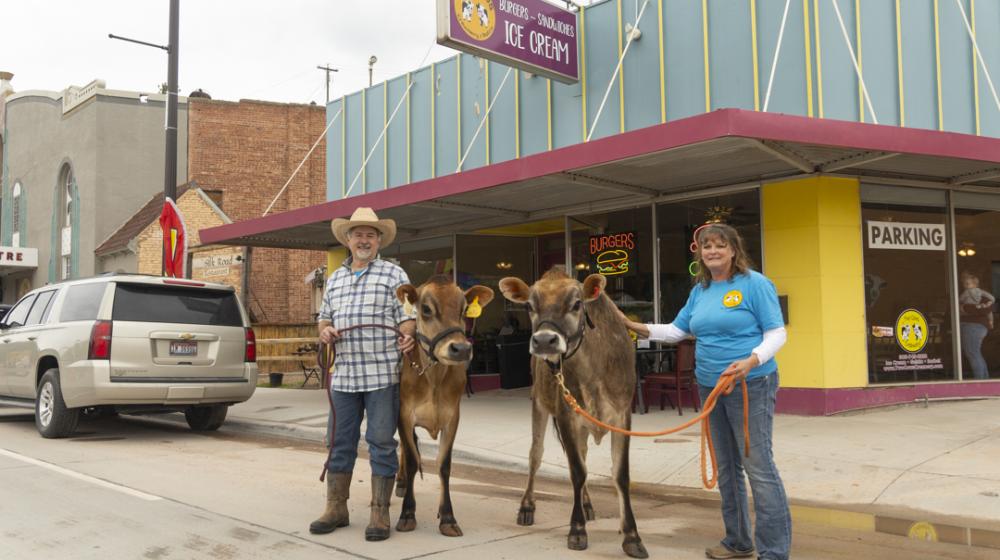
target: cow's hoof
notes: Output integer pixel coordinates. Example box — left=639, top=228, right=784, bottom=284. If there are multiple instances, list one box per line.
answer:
left=439, top=522, right=463, bottom=537
left=567, top=530, right=588, bottom=551
left=623, top=537, right=648, bottom=559
left=567, top=534, right=588, bottom=551
left=516, top=507, right=535, bottom=526
left=395, top=480, right=406, bottom=498
left=396, top=513, right=416, bottom=532
left=583, top=503, right=596, bottom=521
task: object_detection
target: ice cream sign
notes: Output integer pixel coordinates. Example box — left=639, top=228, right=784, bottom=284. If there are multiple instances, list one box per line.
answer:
left=436, top=0, right=579, bottom=84
left=590, top=232, right=635, bottom=277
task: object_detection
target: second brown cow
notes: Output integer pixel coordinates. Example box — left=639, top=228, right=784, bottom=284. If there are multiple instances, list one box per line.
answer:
left=500, top=269, right=647, bottom=558
left=394, top=275, right=494, bottom=537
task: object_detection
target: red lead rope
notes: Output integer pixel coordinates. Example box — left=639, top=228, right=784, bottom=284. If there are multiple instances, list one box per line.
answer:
left=316, top=323, right=418, bottom=482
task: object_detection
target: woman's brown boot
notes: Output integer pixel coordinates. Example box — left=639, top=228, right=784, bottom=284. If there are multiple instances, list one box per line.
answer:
left=365, top=475, right=394, bottom=541
left=309, top=472, right=351, bottom=534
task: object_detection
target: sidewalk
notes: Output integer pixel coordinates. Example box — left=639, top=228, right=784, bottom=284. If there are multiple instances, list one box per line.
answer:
left=222, top=385, right=1000, bottom=547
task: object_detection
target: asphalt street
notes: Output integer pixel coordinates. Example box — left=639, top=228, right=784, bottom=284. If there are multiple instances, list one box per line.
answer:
left=0, top=407, right=993, bottom=559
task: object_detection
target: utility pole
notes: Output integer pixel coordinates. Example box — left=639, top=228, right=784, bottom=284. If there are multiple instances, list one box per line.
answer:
left=164, top=0, right=179, bottom=202
left=316, top=64, right=338, bottom=105
left=109, top=0, right=179, bottom=201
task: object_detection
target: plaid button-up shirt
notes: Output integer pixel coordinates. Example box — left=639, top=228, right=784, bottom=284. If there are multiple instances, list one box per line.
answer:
left=318, top=257, right=414, bottom=392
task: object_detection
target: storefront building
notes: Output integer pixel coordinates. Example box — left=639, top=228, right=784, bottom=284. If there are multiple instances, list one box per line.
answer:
left=203, top=0, right=1000, bottom=413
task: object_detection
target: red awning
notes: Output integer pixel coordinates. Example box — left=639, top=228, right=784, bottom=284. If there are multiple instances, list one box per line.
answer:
left=200, top=108, right=1000, bottom=250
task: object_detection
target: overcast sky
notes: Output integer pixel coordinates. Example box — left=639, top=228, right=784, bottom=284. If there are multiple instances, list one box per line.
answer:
left=2, top=0, right=467, bottom=105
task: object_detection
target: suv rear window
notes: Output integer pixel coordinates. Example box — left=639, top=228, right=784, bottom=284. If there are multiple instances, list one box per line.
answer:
left=112, top=283, right=243, bottom=326
left=61, top=283, right=107, bottom=322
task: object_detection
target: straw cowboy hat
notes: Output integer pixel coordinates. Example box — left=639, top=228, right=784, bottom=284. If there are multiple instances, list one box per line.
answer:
left=331, top=207, right=397, bottom=248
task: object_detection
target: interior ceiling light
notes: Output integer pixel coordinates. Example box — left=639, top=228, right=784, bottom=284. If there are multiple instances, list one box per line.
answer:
left=704, top=205, right=733, bottom=224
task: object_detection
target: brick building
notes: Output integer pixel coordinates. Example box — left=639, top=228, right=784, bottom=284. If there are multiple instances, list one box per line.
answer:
left=186, top=98, right=327, bottom=324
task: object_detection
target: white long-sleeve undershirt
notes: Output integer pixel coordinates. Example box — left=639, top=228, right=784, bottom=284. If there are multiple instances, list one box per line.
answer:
left=644, top=324, right=788, bottom=365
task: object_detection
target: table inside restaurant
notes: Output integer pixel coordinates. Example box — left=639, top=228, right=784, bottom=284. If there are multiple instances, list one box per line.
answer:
left=634, top=345, right=677, bottom=414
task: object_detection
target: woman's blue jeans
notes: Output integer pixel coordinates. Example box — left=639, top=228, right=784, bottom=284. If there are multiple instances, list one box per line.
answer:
left=960, top=322, right=990, bottom=380
left=699, top=372, right=791, bottom=560
left=327, top=384, right=400, bottom=478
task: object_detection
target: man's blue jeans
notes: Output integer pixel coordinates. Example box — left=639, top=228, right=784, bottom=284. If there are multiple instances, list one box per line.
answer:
left=699, top=372, right=791, bottom=560
left=327, top=384, right=399, bottom=478
left=961, top=322, right=990, bottom=380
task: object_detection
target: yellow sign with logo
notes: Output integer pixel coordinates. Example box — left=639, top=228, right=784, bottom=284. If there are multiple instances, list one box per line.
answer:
left=895, top=308, right=929, bottom=353
left=723, top=290, right=743, bottom=308
left=907, top=521, right=938, bottom=542
left=454, top=0, right=495, bottom=41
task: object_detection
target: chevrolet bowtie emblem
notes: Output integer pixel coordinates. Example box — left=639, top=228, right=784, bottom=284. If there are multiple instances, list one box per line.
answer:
left=179, top=333, right=195, bottom=340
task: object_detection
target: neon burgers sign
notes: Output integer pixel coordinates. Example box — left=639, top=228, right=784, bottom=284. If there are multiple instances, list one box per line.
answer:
left=590, top=232, right=635, bottom=277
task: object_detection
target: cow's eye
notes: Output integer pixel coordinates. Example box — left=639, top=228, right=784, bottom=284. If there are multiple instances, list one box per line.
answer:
left=421, top=304, right=433, bottom=316
left=572, top=300, right=582, bottom=312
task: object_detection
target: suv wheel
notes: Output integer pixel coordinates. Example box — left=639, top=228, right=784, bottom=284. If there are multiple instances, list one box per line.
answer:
left=36, top=369, right=80, bottom=438
left=184, top=404, right=228, bottom=431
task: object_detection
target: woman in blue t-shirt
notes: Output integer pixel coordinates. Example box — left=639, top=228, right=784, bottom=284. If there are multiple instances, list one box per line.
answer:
left=619, top=223, right=791, bottom=560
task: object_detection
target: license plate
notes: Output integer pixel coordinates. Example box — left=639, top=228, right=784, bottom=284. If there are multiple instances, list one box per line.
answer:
left=169, top=341, right=198, bottom=356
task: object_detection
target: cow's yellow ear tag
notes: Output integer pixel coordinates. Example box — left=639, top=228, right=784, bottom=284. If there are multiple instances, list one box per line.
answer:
left=403, top=300, right=415, bottom=316
left=465, top=296, right=482, bottom=318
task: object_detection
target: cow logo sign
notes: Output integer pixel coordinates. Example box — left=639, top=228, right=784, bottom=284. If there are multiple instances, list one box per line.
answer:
left=455, top=0, right=495, bottom=41
left=722, top=290, right=743, bottom=308
left=895, top=308, right=929, bottom=353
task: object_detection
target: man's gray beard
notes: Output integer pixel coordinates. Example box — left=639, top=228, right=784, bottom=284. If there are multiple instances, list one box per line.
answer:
left=355, top=248, right=374, bottom=260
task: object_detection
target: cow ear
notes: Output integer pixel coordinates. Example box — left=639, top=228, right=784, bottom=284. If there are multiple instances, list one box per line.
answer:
left=499, top=277, right=530, bottom=304
left=465, top=285, right=495, bottom=308
left=582, top=274, right=606, bottom=302
left=396, top=284, right=418, bottom=305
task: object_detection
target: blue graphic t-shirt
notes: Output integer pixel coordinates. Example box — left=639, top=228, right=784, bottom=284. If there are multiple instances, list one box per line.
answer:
left=672, top=270, right=784, bottom=386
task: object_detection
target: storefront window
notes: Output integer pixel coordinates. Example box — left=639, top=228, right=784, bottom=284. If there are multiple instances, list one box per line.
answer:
left=380, top=236, right=453, bottom=288
left=569, top=207, right=654, bottom=323
left=954, top=193, right=1000, bottom=380
left=656, top=191, right=762, bottom=323
left=861, top=186, right=955, bottom=383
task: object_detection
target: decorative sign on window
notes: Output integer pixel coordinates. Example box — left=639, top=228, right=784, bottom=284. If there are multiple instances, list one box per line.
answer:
left=867, top=221, right=945, bottom=251
left=589, top=232, right=635, bottom=277
left=436, top=0, right=579, bottom=84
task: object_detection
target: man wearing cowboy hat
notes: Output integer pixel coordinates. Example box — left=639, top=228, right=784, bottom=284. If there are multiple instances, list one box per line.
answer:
left=310, top=207, right=416, bottom=542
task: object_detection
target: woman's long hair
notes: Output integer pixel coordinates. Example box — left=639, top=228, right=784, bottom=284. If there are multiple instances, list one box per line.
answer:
left=694, top=223, right=755, bottom=287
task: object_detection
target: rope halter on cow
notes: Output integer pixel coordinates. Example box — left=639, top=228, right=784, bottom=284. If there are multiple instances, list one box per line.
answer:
left=414, top=327, right=467, bottom=364
left=539, top=310, right=595, bottom=372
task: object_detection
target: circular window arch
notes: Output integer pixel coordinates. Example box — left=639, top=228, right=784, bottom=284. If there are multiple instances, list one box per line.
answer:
left=58, top=163, right=75, bottom=280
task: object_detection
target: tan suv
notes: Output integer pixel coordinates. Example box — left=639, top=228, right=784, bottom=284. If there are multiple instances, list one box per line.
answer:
left=0, top=274, right=257, bottom=438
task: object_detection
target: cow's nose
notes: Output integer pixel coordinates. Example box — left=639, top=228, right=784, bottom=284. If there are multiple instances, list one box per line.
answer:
left=532, top=332, right=559, bottom=350
left=446, top=341, right=471, bottom=361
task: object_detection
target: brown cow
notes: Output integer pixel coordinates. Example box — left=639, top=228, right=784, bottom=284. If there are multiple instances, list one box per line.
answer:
left=500, top=269, right=647, bottom=558
left=394, top=275, right=494, bottom=537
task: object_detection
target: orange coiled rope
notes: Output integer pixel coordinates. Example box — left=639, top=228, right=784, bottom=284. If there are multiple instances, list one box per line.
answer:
left=552, top=367, right=749, bottom=489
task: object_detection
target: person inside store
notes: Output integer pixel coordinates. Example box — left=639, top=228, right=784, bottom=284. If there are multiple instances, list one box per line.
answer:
left=310, top=207, right=416, bottom=541
left=616, top=223, right=791, bottom=560
left=959, top=271, right=995, bottom=380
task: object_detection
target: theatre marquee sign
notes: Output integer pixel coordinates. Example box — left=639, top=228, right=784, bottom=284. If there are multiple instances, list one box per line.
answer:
left=437, top=0, right=579, bottom=84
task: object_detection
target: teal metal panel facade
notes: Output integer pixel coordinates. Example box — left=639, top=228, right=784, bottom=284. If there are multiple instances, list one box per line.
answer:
left=459, top=55, right=487, bottom=171
left=940, top=0, right=976, bottom=134
left=488, top=61, right=518, bottom=165
left=518, top=71, right=550, bottom=157
left=974, top=0, right=1000, bottom=137
left=364, top=86, right=386, bottom=193
left=409, top=67, right=433, bottom=183
left=434, top=61, right=460, bottom=176
left=859, top=0, right=900, bottom=125
left=327, top=0, right=998, bottom=200
left=386, top=76, right=409, bottom=188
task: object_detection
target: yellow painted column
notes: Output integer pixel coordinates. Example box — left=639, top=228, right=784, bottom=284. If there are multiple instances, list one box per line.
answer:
left=761, top=176, right=867, bottom=389
left=326, top=247, right=348, bottom=279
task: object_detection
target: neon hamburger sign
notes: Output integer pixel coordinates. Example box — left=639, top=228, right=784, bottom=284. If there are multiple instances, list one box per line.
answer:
left=589, top=232, right=635, bottom=277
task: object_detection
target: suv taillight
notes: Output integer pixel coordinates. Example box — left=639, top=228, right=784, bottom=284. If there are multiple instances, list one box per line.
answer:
left=245, top=327, right=256, bottom=363
left=89, top=320, right=113, bottom=360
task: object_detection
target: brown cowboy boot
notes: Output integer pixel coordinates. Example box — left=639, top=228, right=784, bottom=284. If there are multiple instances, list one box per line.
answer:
left=365, top=475, right=394, bottom=541
left=309, top=472, right=351, bottom=534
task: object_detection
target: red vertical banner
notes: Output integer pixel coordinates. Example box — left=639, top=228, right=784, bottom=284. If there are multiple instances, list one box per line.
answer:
left=159, top=197, right=187, bottom=278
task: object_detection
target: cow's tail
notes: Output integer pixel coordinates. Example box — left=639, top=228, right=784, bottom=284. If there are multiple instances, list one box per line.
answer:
left=413, top=430, right=424, bottom=480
